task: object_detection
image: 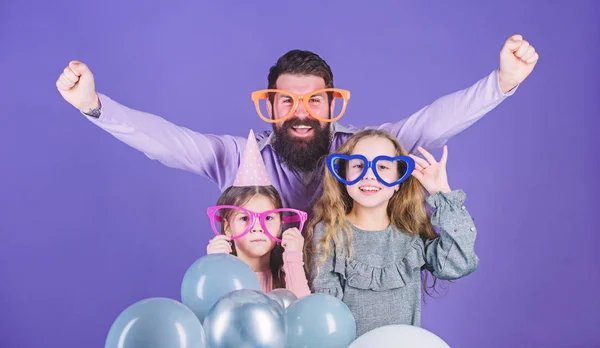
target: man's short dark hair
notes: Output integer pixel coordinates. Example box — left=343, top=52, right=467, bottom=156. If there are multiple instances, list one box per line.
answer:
left=267, top=50, right=334, bottom=89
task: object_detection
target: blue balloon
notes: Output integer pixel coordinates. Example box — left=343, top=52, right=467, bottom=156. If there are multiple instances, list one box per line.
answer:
left=105, top=297, right=206, bottom=348
left=203, top=289, right=285, bottom=348
left=285, top=293, right=356, bottom=348
left=181, top=253, right=261, bottom=322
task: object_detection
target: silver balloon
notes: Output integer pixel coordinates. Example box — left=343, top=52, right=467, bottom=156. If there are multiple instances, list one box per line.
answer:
left=268, top=288, right=298, bottom=309
left=266, top=293, right=285, bottom=309
left=203, top=289, right=285, bottom=348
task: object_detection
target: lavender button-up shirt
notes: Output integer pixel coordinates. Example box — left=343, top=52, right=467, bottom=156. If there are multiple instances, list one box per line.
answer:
left=84, top=70, right=515, bottom=213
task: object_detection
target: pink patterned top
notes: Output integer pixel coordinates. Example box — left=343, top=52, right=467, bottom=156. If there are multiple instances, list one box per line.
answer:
left=255, top=250, right=311, bottom=298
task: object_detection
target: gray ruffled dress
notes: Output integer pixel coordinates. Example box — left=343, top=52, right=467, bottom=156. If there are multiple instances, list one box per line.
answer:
left=309, top=190, right=479, bottom=337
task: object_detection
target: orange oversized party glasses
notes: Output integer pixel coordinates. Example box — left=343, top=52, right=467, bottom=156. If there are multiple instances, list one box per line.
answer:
left=251, top=88, right=351, bottom=123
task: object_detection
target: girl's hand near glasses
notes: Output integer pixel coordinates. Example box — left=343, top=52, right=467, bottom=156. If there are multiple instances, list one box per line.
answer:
left=281, top=228, right=304, bottom=252
left=409, top=146, right=451, bottom=195
left=206, top=235, right=232, bottom=255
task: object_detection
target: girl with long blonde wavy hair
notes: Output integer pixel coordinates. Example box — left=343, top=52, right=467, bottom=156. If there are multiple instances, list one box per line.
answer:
left=305, top=129, right=479, bottom=337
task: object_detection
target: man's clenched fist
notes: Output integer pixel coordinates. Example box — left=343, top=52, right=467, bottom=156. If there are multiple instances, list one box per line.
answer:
left=56, top=61, right=99, bottom=113
left=498, top=34, right=539, bottom=93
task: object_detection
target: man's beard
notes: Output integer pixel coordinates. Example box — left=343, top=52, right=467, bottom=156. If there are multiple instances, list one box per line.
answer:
left=271, top=117, right=331, bottom=173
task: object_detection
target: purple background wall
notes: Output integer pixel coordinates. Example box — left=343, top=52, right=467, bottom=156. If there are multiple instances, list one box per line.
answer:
left=1, top=0, right=599, bottom=347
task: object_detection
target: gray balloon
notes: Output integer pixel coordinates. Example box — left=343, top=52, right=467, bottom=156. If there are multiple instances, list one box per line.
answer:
left=203, top=289, right=285, bottom=348
left=268, top=288, right=298, bottom=309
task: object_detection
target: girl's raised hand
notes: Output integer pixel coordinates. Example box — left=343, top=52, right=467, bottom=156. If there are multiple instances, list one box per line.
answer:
left=409, top=146, right=452, bottom=195
left=206, top=235, right=232, bottom=255
left=281, top=228, right=304, bottom=252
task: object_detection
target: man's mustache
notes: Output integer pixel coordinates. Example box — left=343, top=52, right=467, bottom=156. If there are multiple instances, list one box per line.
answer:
left=281, top=117, right=321, bottom=130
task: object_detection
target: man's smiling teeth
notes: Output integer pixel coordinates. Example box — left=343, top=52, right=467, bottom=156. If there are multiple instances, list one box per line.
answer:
left=292, top=125, right=312, bottom=129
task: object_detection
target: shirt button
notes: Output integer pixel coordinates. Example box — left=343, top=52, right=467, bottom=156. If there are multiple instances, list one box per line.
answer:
left=462, top=206, right=466, bottom=210
left=470, top=227, right=476, bottom=232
